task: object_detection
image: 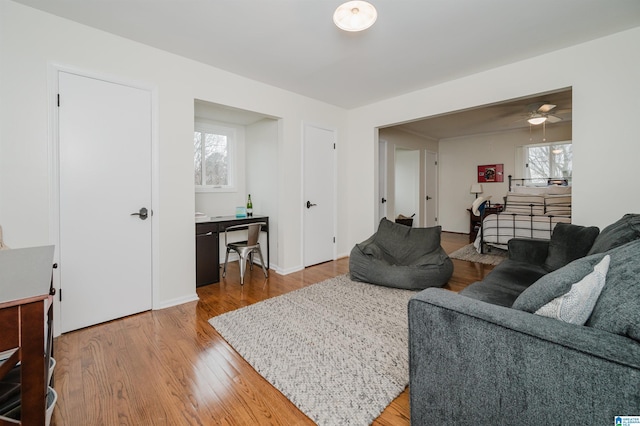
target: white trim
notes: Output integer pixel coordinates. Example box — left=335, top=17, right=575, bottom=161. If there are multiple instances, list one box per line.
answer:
left=47, top=63, right=159, bottom=336
left=277, top=265, right=305, bottom=275
left=154, top=293, right=199, bottom=310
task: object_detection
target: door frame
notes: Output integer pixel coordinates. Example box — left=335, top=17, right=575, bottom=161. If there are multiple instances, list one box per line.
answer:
left=47, top=63, right=159, bottom=336
left=378, top=139, right=388, bottom=222
left=424, top=150, right=438, bottom=227
left=301, top=121, right=337, bottom=267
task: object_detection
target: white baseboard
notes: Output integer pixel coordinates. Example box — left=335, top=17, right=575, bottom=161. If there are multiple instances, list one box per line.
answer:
left=154, top=293, right=199, bottom=310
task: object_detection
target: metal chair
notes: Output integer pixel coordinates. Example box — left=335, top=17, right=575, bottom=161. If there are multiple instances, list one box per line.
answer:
left=222, top=222, right=268, bottom=285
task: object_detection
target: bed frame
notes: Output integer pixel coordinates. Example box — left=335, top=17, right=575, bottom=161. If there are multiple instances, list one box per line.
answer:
left=476, top=175, right=571, bottom=254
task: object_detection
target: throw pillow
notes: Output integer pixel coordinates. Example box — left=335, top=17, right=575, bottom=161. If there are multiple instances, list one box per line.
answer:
left=543, top=223, right=600, bottom=272
left=514, top=239, right=640, bottom=343
left=534, top=255, right=610, bottom=325
left=587, top=213, right=640, bottom=255
left=512, top=253, right=605, bottom=313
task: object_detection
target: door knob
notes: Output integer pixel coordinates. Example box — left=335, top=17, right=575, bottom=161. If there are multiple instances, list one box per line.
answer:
left=306, top=201, right=317, bottom=209
left=381, top=197, right=387, bottom=203
left=131, top=207, right=149, bottom=220
left=426, top=195, right=433, bottom=200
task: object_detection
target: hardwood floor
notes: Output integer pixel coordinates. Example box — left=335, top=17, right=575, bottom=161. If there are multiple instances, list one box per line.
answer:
left=51, top=232, right=494, bottom=425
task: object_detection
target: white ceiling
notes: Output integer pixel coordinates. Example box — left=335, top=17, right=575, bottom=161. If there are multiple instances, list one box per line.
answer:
left=392, top=88, right=573, bottom=140
left=12, top=0, right=640, bottom=109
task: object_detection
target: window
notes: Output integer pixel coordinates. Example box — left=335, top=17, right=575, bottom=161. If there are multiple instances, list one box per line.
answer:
left=194, top=123, right=235, bottom=191
left=523, top=142, right=572, bottom=184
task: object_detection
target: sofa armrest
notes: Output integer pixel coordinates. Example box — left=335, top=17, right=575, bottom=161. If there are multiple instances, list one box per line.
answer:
left=408, top=288, right=640, bottom=425
left=507, top=238, right=549, bottom=264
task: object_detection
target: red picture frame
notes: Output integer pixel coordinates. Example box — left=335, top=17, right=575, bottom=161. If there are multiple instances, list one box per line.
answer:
left=477, top=164, right=504, bottom=182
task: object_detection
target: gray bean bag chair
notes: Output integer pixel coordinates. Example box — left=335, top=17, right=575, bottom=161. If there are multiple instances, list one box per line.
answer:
left=349, top=218, right=453, bottom=290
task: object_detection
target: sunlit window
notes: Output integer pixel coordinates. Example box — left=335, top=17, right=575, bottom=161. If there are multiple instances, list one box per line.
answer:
left=524, top=142, right=572, bottom=184
left=194, top=123, right=235, bottom=191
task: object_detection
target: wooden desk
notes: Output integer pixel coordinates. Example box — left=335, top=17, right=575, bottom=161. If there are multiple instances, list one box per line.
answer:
left=195, top=215, right=269, bottom=286
left=0, top=285, right=53, bottom=425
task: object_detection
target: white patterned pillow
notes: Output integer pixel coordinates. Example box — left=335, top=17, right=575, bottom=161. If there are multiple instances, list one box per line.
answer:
left=534, top=255, right=610, bottom=325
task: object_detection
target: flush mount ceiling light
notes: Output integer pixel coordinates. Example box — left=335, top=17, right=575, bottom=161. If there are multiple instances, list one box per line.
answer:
left=333, top=1, right=377, bottom=32
left=527, top=115, right=547, bottom=125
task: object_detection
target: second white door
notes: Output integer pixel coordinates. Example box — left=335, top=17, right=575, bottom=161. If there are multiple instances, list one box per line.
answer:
left=303, top=124, right=335, bottom=267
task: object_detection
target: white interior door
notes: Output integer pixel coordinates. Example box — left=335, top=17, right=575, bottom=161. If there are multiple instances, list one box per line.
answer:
left=425, top=150, right=438, bottom=227
left=303, top=124, right=335, bottom=267
left=58, top=71, right=152, bottom=332
left=378, top=140, right=388, bottom=221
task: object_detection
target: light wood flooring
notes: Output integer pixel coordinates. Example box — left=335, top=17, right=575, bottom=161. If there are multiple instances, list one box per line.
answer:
left=51, top=232, right=495, bottom=425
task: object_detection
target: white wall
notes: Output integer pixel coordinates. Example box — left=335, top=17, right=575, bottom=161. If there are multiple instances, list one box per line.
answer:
left=439, top=123, right=572, bottom=233
left=0, top=2, right=346, bottom=317
left=346, top=27, right=640, bottom=247
left=246, top=119, right=279, bottom=269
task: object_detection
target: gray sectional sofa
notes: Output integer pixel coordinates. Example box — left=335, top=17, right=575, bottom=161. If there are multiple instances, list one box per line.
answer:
left=408, top=214, right=640, bottom=424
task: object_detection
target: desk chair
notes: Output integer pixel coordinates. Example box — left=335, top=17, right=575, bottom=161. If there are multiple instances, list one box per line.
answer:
left=222, top=222, right=268, bottom=285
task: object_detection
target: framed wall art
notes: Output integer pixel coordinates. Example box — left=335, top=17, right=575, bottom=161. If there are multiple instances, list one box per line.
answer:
left=477, top=164, right=504, bottom=182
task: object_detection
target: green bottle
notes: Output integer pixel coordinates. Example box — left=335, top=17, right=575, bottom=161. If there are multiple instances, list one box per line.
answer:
left=246, top=194, right=253, bottom=217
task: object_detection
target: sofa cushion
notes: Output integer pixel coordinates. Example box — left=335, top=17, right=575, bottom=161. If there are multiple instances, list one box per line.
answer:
left=459, top=260, right=547, bottom=307
left=512, top=255, right=604, bottom=313
left=543, top=223, right=600, bottom=272
left=373, top=218, right=441, bottom=265
left=534, top=255, right=610, bottom=325
left=585, top=239, right=640, bottom=341
left=587, top=213, right=640, bottom=255
left=514, top=239, right=640, bottom=342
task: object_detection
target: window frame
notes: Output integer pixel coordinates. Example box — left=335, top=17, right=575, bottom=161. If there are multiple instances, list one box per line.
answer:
left=194, top=122, right=236, bottom=193
left=521, top=140, right=572, bottom=184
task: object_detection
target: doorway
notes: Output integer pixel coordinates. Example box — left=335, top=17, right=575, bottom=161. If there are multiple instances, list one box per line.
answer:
left=394, top=147, right=420, bottom=226
left=424, top=150, right=438, bottom=227
left=55, top=70, right=154, bottom=333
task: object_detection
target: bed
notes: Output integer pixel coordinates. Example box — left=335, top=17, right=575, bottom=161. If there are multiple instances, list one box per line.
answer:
left=473, top=176, right=571, bottom=253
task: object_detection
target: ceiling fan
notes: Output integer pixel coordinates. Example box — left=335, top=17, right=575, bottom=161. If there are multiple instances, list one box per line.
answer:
left=524, top=102, right=563, bottom=125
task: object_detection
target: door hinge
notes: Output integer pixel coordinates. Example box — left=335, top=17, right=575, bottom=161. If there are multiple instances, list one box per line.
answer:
left=435, top=160, right=438, bottom=165
left=59, top=288, right=62, bottom=302
left=57, top=94, right=60, bottom=107
left=435, top=217, right=438, bottom=222
left=333, top=237, right=336, bottom=243
left=333, top=143, right=336, bottom=149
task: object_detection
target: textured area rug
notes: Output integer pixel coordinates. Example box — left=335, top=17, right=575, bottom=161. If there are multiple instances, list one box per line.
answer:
left=209, top=274, right=416, bottom=426
left=449, top=243, right=508, bottom=265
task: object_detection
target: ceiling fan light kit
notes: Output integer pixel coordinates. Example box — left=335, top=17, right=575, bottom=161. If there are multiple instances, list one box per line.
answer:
left=528, top=115, right=547, bottom=125
left=333, top=1, right=377, bottom=32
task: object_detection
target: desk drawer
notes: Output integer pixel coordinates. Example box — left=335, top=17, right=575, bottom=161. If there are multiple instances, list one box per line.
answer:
left=0, top=306, right=19, bottom=351
left=196, top=223, right=218, bottom=236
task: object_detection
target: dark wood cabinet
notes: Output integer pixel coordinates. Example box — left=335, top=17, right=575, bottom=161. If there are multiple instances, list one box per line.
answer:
left=0, top=292, right=52, bottom=424
left=196, top=222, right=219, bottom=287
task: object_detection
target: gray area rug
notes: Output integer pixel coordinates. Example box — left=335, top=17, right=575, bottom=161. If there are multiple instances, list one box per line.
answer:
left=209, top=274, right=416, bottom=425
left=449, top=243, right=508, bottom=265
